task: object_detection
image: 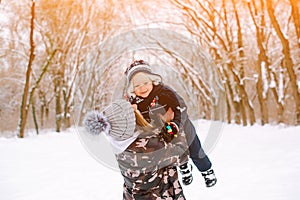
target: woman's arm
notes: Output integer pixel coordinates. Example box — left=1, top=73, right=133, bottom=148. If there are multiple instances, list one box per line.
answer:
left=116, top=130, right=189, bottom=174
left=156, top=131, right=189, bottom=169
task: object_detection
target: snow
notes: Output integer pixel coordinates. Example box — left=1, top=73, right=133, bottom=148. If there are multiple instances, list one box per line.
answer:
left=1, top=121, right=300, bottom=200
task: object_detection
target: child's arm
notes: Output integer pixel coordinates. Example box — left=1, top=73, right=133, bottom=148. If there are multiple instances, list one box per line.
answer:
left=161, top=87, right=188, bottom=131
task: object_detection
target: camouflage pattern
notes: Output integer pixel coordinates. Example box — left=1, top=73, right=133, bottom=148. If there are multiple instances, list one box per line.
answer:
left=115, top=128, right=189, bottom=200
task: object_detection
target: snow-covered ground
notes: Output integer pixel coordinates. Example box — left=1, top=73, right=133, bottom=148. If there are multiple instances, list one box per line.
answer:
left=1, top=120, right=299, bottom=200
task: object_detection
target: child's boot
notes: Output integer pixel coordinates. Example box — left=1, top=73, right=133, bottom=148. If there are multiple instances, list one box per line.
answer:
left=201, top=168, right=217, bottom=187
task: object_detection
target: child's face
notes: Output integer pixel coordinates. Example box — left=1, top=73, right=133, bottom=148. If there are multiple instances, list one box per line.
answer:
left=132, top=73, right=153, bottom=98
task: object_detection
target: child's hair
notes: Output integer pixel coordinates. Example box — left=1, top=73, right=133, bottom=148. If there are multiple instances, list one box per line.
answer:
left=134, top=109, right=153, bottom=128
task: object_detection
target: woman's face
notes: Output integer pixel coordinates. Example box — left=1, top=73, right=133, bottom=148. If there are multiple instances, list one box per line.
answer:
left=132, top=73, right=153, bottom=98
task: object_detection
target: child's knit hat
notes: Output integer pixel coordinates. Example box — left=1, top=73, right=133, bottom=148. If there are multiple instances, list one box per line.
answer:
left=125, top=60, right=162, bottom=97
left=83, top=99, right=136, bottom=141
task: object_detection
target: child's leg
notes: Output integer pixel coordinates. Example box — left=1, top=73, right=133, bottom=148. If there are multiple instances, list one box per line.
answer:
left=184, top=119, right=211, bottom=172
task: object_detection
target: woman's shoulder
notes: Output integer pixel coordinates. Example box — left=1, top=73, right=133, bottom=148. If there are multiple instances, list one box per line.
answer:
left=127, top=129, right=165, bottom=153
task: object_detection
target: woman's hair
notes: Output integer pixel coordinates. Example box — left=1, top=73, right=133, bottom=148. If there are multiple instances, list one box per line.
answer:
left=134, top=109, right=153, bottom=129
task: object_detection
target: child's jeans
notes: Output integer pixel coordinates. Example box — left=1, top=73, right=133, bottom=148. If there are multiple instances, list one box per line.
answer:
left=184, top=119, right=212, bottom=172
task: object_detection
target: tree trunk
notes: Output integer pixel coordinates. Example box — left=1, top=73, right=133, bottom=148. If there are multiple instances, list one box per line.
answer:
left=78, top=69, right=95, bottom=124
left=232, top=0, right=256, bottom=125
left=256, top=64, right=269, bottom=125
left=17, top=0, right=35, bottom=138
left=54, top=72, right=62, bottom=132
left=247, top=0, right=271, bottom=125
left=223, top=66, right=242, bottom=124
left=32, top=98, right=39, bottom=135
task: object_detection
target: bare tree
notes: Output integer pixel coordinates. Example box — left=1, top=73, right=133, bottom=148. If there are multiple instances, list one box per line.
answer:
left=247, top=0, right=270, bottom=125
left=230, top=0, right=256, bottom=125
left=17, top=0, right=35, bottom=138
left=266, top=0, right=300, bottom=124
left=170, top=0, right=299, bottom=125
left=35, top=0, right=103, bottom=131
left=247, top=0, right=286, bottom=124
left=171, top=0, right=256, bottom=125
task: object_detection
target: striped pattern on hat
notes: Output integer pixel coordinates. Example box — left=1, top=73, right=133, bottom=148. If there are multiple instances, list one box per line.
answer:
left=103, top=99, right=136, bottom=140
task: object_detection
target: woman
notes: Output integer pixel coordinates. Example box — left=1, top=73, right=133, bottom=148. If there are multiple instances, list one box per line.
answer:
left=84, top=99, right=190, bottom=200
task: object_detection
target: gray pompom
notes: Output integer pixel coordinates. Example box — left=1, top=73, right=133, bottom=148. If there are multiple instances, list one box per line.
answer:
left=83, top=111, right=111, bottom=135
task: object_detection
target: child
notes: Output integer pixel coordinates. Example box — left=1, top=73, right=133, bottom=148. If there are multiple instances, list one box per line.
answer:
left=124, top=60, right=217, bottom=187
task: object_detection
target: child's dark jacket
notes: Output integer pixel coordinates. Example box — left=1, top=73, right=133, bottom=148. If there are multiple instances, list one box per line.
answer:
left=130, top=83, right=188, bottom=130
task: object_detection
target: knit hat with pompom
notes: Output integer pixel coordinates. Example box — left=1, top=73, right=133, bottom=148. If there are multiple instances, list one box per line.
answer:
left=124, top=60, right=162, bottom=98
left=83, top=99, right=136, bottom=141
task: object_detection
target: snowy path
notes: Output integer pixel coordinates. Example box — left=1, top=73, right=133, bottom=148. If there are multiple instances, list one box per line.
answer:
left=1, top=121, right=299, bottom=200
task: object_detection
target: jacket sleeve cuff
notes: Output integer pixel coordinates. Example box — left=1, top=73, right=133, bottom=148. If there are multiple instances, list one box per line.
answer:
left=170, top=121, right=179, bottom=132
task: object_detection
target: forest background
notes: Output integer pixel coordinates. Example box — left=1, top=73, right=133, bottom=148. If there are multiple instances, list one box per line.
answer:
left=0, top=0, right=299, bottom=137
